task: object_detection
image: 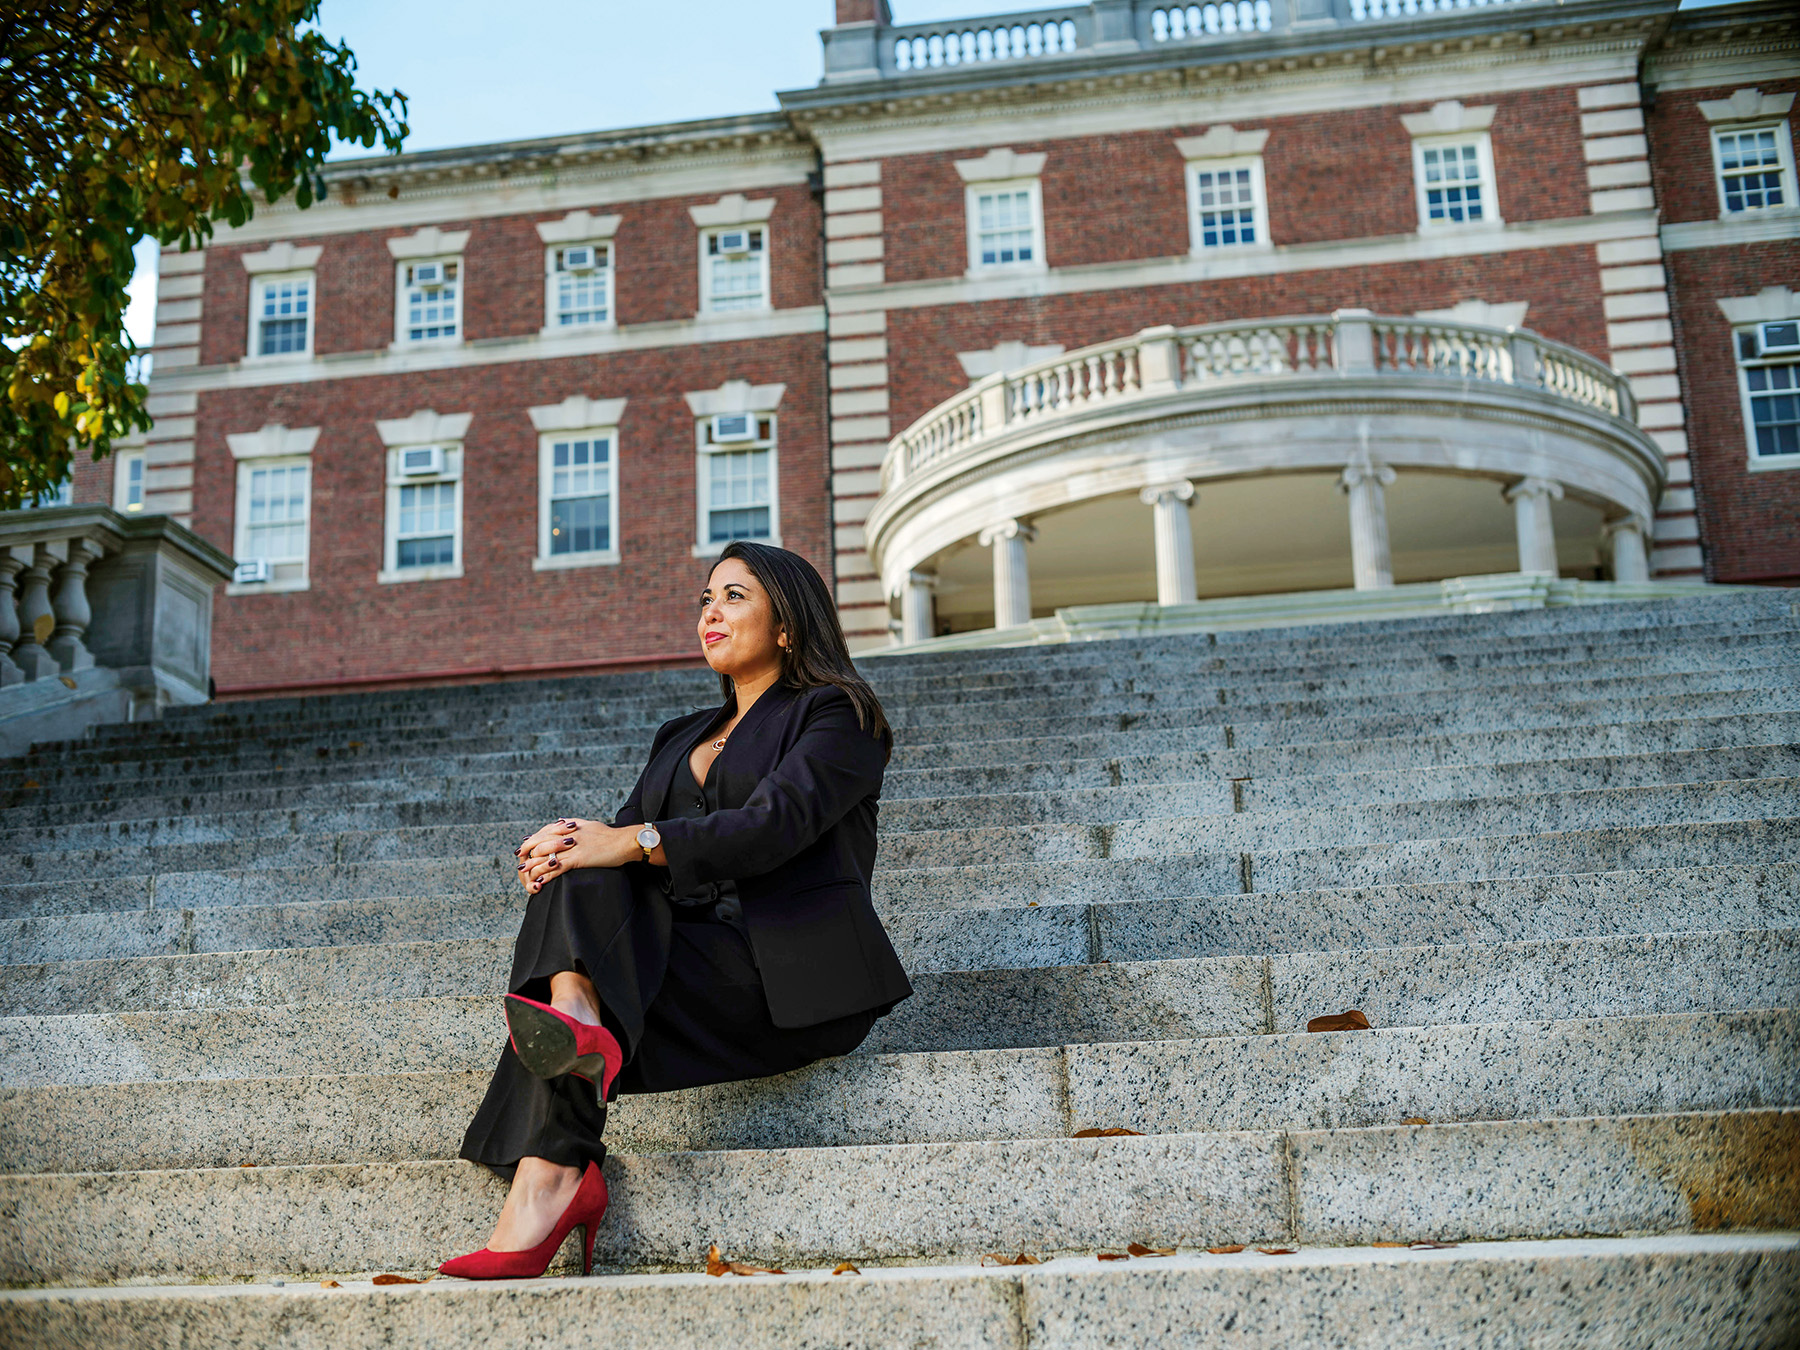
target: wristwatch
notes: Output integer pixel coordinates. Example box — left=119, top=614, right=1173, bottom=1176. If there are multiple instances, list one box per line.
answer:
left=635, top=824, right=661, bottom=862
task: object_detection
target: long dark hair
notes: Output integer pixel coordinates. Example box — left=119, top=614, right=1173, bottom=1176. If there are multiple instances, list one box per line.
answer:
left=711, top=540, right=892, bottom=759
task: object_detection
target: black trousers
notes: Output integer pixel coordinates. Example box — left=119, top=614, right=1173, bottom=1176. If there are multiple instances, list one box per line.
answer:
left=458, top=865, right=878, bottom=1175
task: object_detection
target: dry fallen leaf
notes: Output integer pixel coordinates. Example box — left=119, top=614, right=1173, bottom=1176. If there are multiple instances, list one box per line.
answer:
left=980, top=1252, right=1041, bottom=1267
left=1306, top=1009, right=1372, bottom=1033
left=1371, top=1241, right=1408, bottom=1249
left=19, top=781, right=37, bottom=790
left=832, top=1261, right=861, bottom=1276
left=1127, top=1243, right=1175, bottom=1257
left=239, top=1162, right=256, bottom=1168
left=320, top=1280, right=342, bottom=1288
left=1401, top=1116, right=1430, bottom=1126
left=371, top=1274, right=422, bottom=1285
left=706, top=1245, right=727, bottom=1277
left=705, top=1244, right=784, bottom=1277
left=1256, top=1247, right=1297, bottom=1256
left=1073, top=1127, right=1143, bottom=1138
left=1410, top=1241, right=1458, bottom=1250
left=1207, top=1245, right=1245, bottom=1254
left=1096, top=1252, right=1128, bottom=1261
left=32, top=613, right=53, bottom=644
left=1027, top=901, right=1039, bottom=907
left=58, top=676, right=76, bottom=689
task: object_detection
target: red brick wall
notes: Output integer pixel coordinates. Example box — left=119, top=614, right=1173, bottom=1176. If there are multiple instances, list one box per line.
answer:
left=198, top=183, right=821, bottom=365
left=880, top=90, right=1589, bottom=284
left=884, top=246, right=1609, bottom=427
left=1667, top=239, right=1800, bottom=584
left=193, top=333, right=829, bottom=689
left=1649, top=80, right=1800, bottom=226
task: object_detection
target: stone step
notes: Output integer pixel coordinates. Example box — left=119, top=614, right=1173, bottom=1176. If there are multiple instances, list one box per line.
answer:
left=0, top=1107, right=1792, bottom=1282
left=2, top=1009, right=1789, bottom=1173
left=3, top=1234, right=1794, bottom=1350
left=3, top=927, right=1790, bottom=1086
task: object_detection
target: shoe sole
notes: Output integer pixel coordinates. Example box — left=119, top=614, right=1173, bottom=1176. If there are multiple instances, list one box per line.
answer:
left=503, top=998, right=600, bottom=1082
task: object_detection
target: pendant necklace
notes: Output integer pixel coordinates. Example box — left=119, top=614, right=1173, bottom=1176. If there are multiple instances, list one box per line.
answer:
left=711, top=734, right=728, bottom=752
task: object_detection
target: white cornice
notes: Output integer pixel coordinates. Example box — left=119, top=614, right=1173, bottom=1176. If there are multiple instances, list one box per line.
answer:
left=1717, top=285, right=1800, bottom=325
left=527, top=395, right=630, bottom=431
left=387, top=226, right=470, bottom=259
left=954, top=148, right=1047, bottom=182
left=688, top=194, right=778, bottom=227
left=684, top=380, right=786, bottom=417
left=1697, top=87, right=1796, bottom=123
left=375, top=409, right=474, bottom=446
left=826, top=212, right=1659, bottom=315
left=1662, top=210, right=1800, bottom=251
left=1400, top=100, right=1498, bottom=137
left=147, top=306, right=826, bottom=395
left=536, top=211, right=623, bottom=244
left=1175, top=126, right=1270, bottom=160
left=241, top=242, right=323, bottom=275
left=225, top=424, right=320, bottom=459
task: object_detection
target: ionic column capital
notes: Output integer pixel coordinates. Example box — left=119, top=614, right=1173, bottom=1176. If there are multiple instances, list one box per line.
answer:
left=1599, top=513, right=1651, bottom=541
left=1339, top=454, right=1396, bottom=493
left=1504, top=475, right=1564, bottom=505
left=978, top=518, right=1038, bottom=547
left=1138, top=480, right=1196, bottom=507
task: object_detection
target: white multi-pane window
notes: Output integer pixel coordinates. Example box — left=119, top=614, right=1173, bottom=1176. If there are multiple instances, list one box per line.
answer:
left=114, top=451, right=145, bottom=513
left=537, top=430, right=619, bottom=566
left=702, top=227, right=768, bottom=312
left=548, top=243, right=613, bottom=327
left=1187, top=159, right=1268, bottom=251
left=1714, top=124, right=1794, bottom=215
left=381, top=442, right=463, bottom=582
left=396, top=480, right=456, bottom=568
left=1736, top=319, right=1800, bottom=465
left=251, top=275, right=312, bottom=357
left=697, top=414, right=777, bottom=548
left=231, top=458, right=310, bottom=590
left=1414, top=140, right=1490, bottom=225
left=399, top=258, right=461, bottom=342
left=967, top=184, right=1043, bottom=269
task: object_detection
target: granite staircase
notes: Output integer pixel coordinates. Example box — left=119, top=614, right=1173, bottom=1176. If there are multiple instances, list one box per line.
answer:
left=1, top=592, right=1797, bottom=1347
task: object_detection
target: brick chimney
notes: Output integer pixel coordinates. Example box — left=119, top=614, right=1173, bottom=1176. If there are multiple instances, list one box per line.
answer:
left=835, top=0, right=893, bottom=24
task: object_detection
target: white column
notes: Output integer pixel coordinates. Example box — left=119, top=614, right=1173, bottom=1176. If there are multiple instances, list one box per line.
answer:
left=1603, top=514, right=1651, bottom=583
left=1338, top=455, right=1396, bottom=590
left=1504, top=476, right=1564, bottom=575
left=899, top=570, right=937, bottom=645
left=1139, top=481, right=1198, bottom=606
left=978, top=519, right=1036, bottom=629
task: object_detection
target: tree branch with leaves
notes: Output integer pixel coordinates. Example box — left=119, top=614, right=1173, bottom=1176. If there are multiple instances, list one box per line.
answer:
left=0, top=0, right=406, bottom=507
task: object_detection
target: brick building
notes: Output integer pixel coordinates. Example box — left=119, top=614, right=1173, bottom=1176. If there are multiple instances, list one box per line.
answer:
left=77, top=0, right=1798, bottom=693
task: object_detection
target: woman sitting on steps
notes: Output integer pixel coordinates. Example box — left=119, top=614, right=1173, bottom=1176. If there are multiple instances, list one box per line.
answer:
left=440, top=540, right=913, bottom=1279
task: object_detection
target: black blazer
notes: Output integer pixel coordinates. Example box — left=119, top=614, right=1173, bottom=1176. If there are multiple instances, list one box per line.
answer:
left=611, top=682, right=913, bottom=1028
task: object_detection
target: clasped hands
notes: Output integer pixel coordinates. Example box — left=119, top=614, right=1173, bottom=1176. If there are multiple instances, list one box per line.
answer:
left=515, top=817, right=643, bottom=893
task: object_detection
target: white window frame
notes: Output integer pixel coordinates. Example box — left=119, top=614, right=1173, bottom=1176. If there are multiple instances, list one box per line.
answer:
left=543, top=241, right=616, bottom=333
left=229, top=456, right=312, bottom=595
left=1710, top=120, right=1797, bottom=219
left=964, top=178, right=1046, bottom=275
left=245, top=271, right=315, bottom=361
left=393, top=255, right=464, bottom=346
left=535, top=425, right=621, bottom=570
left=697, top=226, right=770, bottom=315
left=114, top=449, right=146, bottom=514
left=1733, top=321, right=1800, bottom=472
left=1411, top=133, right=1501, bottom=231
left=380, top=442, right=464, bottom=583
left=1184, top=157, right=1271, bottom=255
left=693, top=414, right=781, bottom=557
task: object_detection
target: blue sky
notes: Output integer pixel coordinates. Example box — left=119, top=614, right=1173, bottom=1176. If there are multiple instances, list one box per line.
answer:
left=124, top=0, right=1727, bottom=345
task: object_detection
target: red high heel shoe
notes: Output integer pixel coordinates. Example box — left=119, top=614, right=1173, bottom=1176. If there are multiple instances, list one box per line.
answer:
left=438, top=1160, right=609, bottom=1279
left=504, top=993, right=624, bottom=1097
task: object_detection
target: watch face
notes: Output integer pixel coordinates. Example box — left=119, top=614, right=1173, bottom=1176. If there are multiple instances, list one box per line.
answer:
left=636, top=826, right=659, bottom=848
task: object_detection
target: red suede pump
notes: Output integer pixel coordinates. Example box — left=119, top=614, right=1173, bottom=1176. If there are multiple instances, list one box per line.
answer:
left=438, top=1160, right=609, bottom=1280
left=503, top=993, right=624, bottom=1097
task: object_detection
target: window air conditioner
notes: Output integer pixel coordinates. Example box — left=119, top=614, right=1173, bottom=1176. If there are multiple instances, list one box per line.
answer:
left=400, top=445, right=445, bottom=476
left=1756, top=321, right=1800, bottom=356
left=716, top=229, right=752, bottom=256
left=711, top=413, right=756, bottom=442
left=561, top=245, right=596, bottom=271
left=410, top=261, right=441, bottom=285
left=234, top=559, right=270, bottom=584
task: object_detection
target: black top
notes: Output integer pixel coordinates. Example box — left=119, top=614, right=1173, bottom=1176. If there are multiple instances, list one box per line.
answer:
left=660, top=722, right=748, bottom=933
left=613, top=683, right=913, bottom=1029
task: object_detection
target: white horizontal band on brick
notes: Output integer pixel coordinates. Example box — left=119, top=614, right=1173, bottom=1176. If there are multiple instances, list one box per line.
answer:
left=144, top=443, right=195, bottom=468
left=1665, top=456, right=1692, bottom=486
left=1600, top=264, right=1667, bottom=293
left=833, top=469, right=882, bottom=496
left=1587, top=161, right=1651, bottom=189
left=1591, top=187, right=1657, bottom=213
left=832, top=416, right=890, bottom=441
left=1628, top=374, right=1682, bottom=401
left=1651, top=543, right=1703, bottom=568
left=1607, top=318, right=1674, bottom=348
left=142, top=488, right=193, bottom=511
left=156, top=299, right=202, bottom=325
left=1603, top=291, right=1669, bottom=320
left=828, top=262, right=885, bottom=288
left=826, top=236, right=884, bottom=264
left=1636, top=402, right=1686, bottom=430
left=1583, top=134, right=1649, bottom=163
left=158, top=250, right=206, bottom=275
left=155, top=274, right=204, bottom=300
left=823, top=186, right=881, bottom=214
left=143, top=466, right=195, bottom=491
left=1597, top=236, right=1662, bottom=266
left=834, top=578, right=886, bottom=606
left=834, top=525, right=867, bottom=551
left=1580, top=108, right=1644, bottom=137
left=1578, top=82, right=1640, bottom=110
left=1611, top=346, right=1676, bottom=374
left=829, top=337, right=888, bottom=363
left=143, top=416, right=196, bottom=441
left=825, top=211, right=883, bottom=239
left=835, top=550, right=875, bottom=578
left=153, top=323, right=201, bottom=347
left=1661, top=487, right=1696, bottom=512
left=829, top=362, right=887, bottom=390
left=1651, top=430, right=1690, bottom=458
left=831, top=441, right=889, bottom=471
left=822, top=162, right=881, bottom=189
left=832, top=497, right=875, bottom=525
left=144, top=392, right=198, bottom=417
left=828, top=310, right=887, bottom=337
left=830, top=390, right=889, bottom=416
left=154, top=347, right=199, bottom=369
left=1653, top=516, right=1699, bottom=542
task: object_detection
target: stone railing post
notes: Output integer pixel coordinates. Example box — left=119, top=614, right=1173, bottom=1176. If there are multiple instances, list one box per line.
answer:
left=48, top=536, right=104, bottom=672
left=1332, top=309, right=1377, bottom=375
left=10, top=542, right=64, bottom=680
left=1339, top=453, right=1397, bottom=590
left=1135, top=325, right=1183, bottom=394
left=1601, top=514, right=1651, bottom=583
left=1139, top=481, right=1198, bottom=605
left=976, top=373, right=1010, bottom=437
left=1508, top=332, right=1542, bottom=388
left=1092, top=0, right=1141, bottom=50
left=1505, top=476, right=1564, bottom=575
left=0, top=553, right=24, bottom=687
left=979, top=519, right=1037, bottom=629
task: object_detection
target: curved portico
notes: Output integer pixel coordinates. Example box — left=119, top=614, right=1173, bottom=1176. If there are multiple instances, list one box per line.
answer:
left=865, top=312, right=1667, bottom=641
